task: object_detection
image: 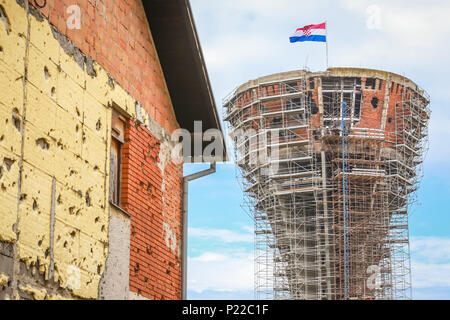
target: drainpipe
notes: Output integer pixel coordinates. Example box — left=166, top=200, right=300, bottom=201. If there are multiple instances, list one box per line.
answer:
left=182, top=162, right=216, bottom=300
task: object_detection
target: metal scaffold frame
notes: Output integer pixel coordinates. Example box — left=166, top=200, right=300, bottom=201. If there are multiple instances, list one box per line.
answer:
left=223, top=71, right=430, bottom=300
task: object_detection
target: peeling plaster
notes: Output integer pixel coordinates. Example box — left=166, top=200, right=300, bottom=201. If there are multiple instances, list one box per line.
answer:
left=49, top=25, right=96, bottom=77
left=163, top=222, right=177, bottom=254
left=0, top=273, right=9, bottom=286
left=157, top=141, right=171, bottom=173
left=19, top=284, right=47, bottom=300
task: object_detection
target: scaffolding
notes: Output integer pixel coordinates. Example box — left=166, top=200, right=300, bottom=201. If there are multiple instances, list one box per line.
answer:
left=223, top=70, right=430, bottom=300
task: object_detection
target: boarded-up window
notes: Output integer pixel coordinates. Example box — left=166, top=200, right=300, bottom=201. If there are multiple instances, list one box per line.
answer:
left=110, top=111, right=126, bottom=206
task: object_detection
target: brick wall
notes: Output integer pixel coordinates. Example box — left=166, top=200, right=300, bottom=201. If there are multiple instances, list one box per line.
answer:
left=29, top=0, right=179, bottom=134
left=356, top=78, right=387, bottom=130
left=121, top=120, right=182, bottom=300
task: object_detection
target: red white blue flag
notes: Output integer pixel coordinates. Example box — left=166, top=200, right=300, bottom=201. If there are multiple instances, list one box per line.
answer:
left=290, top=22, right=327, bottom=43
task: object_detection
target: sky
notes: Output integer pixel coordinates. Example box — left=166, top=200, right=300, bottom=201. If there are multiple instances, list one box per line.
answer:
left=184, top=0, right=450, bottom=300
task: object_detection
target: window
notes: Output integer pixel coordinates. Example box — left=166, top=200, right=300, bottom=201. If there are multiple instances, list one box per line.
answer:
left=354, top=93, right=362, bottom=118
left=272, top=117, right=282, bottom=128
left=110, top=110, right=126, bottom=206
left=365, top=78, right=376, bottom=90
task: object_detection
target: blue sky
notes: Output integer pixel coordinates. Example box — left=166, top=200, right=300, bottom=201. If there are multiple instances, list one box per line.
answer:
left=184, top=0, right=450, bottom=300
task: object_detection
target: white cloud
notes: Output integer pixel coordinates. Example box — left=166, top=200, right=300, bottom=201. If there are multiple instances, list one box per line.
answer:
left=189, top=227, right=253, bottom=243
left=188, top=251, right=254, bottom=294
left=338, top=0, right=450, bottom=64
left=411, top=236, right=450, bottom=264
left=411, top=237, right=450, bottom=291
left=187, top=236, right=450, bottom=297
left=191, top=0, right=450, bottom=170
left=412, top=262, right=450, bottom=289
left=191, top=252, right=228, bottom=262
left=188, top=226, right=254, bottom=294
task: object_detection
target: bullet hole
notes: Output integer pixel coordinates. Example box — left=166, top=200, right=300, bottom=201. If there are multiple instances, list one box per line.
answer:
left=166, top=269, right=171, bottom=275
left=63, top=241, right=68, bottom=248
left=82, top=131, right=86, bottom=144
left=101, top=225, right=105, bottom=232
left=75, top=124, right=79, bottom=132
left=94, top=217, right=99, bottom=223
left=0, top=135, right=4, bottom=142
left=107, top=74, right=115, bottom=88
left=32, top=199, right=38, bottom=211
left=69, top=207, right=75, bottom=215
left=0, top=46, right=3, bottom=54
left=76, top=107, right=81, bottom=118
left=388, top=117, right=393, bottom=124
left=146, top=246, right=152, bottom=255
left=45, top=248, right=50, bottom=259
left=57, top=195, right=62, bottom=205
left=3, top=158, right=15, bottom=171
left=144, top=277, right=148, bottom=283
left=96, top=119, right=101, bottom=131
left=44, top=66, right=50, bottom=80
left=93, top=166, right=99, bottom=171
left=134, top=263, right=140, bottom=274
left=36, top=138, right=50, bottom=150
left=51, top=87, right=56, bottom=98
left=38, top=240, right=42, bottom=247
left=19, top=194, right=27, bottom=203
left=1, top=183, right=6, bottom=192
left=371, top=97, right=379, bottom=109
left=12, top=108, right=21, bottom=131
left=70, top=231, right=76, bottom=239
left=97, top=265, right=102, bottom=275
left=0, top=167, right=2, bottom=180
left=85, top=191, right=91, bottom=207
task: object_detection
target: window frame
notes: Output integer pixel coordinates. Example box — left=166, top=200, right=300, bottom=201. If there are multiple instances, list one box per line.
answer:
left=110, top=108, right=127, bottom=207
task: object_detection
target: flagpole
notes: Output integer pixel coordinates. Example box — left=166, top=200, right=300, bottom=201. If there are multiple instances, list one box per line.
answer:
left=325, top=20, right=329, bottom=70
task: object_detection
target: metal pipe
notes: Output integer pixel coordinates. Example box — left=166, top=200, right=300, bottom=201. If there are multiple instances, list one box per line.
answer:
left=181, top=162, right=217, bottom=300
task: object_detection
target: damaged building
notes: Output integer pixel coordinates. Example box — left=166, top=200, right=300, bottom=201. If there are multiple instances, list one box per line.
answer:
left=224, top=68, right=430, bottom=300
left=0, top=0, right=223, bottom=300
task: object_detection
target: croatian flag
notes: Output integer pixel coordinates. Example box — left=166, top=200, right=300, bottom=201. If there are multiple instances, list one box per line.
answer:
left=290, top=23, right=327, bottom=43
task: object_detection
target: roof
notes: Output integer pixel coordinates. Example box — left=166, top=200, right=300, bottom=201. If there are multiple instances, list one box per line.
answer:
left=232, top=67, right=424, bottom=97
left=142, top=0, right=227, bottom=162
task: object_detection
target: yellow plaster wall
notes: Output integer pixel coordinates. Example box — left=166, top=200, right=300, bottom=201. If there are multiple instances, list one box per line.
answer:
left=0, top=0, right=138, bottom=299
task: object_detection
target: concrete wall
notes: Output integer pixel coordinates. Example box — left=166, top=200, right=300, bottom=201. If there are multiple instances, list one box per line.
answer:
left=0, top=0, right=183, bottom=300
left=99, top=205, right=130, bottom=300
